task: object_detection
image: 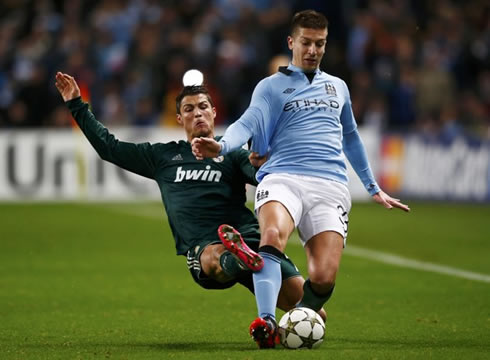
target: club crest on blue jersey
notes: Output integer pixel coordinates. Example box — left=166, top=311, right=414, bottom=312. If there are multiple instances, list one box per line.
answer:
left=325, top=82, right=337, bottom=96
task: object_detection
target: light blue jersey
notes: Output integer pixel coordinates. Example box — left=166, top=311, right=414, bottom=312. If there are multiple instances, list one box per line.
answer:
left=219, top=63, right=380, bottom=196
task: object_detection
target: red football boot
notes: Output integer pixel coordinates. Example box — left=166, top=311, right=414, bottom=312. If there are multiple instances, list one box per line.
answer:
left=249, top=316, right=279, bottom=349
left=218, top=224, right=264, bottom=271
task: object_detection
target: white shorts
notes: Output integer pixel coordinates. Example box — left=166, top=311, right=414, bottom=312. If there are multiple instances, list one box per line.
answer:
left=254, top=173, right=352, bottom=246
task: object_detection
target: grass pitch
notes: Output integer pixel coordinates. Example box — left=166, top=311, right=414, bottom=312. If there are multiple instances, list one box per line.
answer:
left=1, top=201, right=489, bottom=359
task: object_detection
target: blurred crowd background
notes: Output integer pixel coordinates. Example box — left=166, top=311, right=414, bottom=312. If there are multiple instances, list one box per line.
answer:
left=0, top=0, right=488, bottom=141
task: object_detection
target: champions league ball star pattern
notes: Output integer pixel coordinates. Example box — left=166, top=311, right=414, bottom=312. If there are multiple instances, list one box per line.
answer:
left=278, top=307, right=325, bottom=349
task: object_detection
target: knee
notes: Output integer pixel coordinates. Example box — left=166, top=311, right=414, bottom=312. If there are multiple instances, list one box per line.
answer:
left=200, top=248, right=218, bottom=274
left=277, top=277, right=304, bottom=311
left=200, top=246, right=229, bottom=282
left=261, top=226, right=282, bottom=248
left=309, top=271, right=337, bottom=293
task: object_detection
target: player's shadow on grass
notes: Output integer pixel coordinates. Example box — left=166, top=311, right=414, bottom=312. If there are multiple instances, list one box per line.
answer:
left=21, top=341, right=259, bottom=353
left=136, top=341, right=255, bottom=352
left=330, top=336, right=486, bottom=349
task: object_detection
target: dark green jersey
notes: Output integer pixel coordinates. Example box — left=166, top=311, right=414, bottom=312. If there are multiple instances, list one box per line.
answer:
left=67, top=97, right=260, bottom=255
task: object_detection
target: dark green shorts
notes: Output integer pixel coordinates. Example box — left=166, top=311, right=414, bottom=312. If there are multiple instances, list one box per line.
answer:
left=186, top=239, right=300, bottom=292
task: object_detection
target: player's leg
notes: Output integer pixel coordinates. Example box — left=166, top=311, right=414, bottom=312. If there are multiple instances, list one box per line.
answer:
left=200, top=243, right=238, bottom=283
left=277, top=275, right=327, bottom=322
left=218, top=224, right=264, bottom=271
left=300, top=231, right=344, bottom=311
left=295, top=177, right=351, bottom=312
left=200, top=224, right=266, bottom=284
left=187, top=242, right=249, bottom=289
left=249, top=175, right=302, bottom=348
left=254, top=201, right=295, bottom=317
left=236, top=250, right=327, bottom=321
left=277, top=275, right=302, bottom=310
left=250, top=201, right=295, bottom=348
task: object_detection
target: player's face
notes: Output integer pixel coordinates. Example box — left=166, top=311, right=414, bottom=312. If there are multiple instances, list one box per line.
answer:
left=288, top=27, right=328, bottom=72
left=177, top=94, right=216, bottom=141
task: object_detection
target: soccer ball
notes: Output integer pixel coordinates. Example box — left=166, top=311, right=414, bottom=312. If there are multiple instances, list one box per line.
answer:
left=278, top=307, right=325, bottom=349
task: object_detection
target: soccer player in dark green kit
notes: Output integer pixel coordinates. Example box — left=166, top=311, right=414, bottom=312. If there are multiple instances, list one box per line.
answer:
left=55, top=72, right=326, bottom=318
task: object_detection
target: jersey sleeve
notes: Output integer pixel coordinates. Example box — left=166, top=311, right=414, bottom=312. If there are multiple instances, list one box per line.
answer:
left=66, top=97, right=157, bottom=179
left=340, top=82, right=381, bottom=196
left=220, top=78, right=275, bottom=156
left=339, top=80, right=358, bottom=135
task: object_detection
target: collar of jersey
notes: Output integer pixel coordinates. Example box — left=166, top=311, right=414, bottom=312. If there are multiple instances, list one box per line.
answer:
left=287, top=63, right=322, bottom=76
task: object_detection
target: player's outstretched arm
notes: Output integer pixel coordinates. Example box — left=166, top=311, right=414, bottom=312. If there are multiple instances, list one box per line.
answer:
left=55, top=72, right=80, bottom=101
left=372, top=190, right=410, bottom=212
left=191, top=137, right=221, bottom=160
left=54, top=71, right=156, bottom=179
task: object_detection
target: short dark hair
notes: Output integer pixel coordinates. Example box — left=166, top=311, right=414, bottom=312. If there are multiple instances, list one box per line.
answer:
left=175, top=85, right=214, bottom=114
left=290, top=10, right=329, bottom=36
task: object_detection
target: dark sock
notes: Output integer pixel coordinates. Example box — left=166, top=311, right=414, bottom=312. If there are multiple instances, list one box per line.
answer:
left=219, top=251, right=247, bottom=277
left=298, top=279, right=335, bottom=311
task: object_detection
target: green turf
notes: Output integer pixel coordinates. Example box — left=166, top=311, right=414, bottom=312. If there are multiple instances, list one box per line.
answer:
left=1, top=202, right=489, bottom=359
left=347, top=202, right=490, bottom=273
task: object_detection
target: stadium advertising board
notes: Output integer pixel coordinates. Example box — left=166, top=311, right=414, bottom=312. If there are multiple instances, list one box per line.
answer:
left=0, top=128, right=171, bottom=201
left=379, top=135, right=490, bottom=201
left=0, top=129, right=488, bottom=202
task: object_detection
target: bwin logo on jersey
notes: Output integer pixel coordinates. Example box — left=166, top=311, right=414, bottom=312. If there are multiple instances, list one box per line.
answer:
left=174, top=166, right=222, bottom=183
left=256, top=190, right=269, bottom=201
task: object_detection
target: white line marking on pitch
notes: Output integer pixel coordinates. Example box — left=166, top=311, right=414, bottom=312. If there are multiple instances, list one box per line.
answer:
left=99, top=205, right=490, bottom=284
left=345, top=245, right=490, bottom=283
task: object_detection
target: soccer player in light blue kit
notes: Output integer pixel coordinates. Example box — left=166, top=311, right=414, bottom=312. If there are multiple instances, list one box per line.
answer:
left=193, top=10, right=410, bottom=348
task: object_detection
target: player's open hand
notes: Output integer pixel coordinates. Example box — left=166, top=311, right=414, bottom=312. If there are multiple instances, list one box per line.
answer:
left=191, top=137, right=221, bottom=160
left=249, top=152, right=267, bottom=167
left=55, top=72, right=81, bottom=102
left=373, top=190, right=410, bottom=212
